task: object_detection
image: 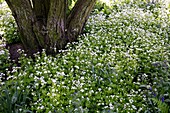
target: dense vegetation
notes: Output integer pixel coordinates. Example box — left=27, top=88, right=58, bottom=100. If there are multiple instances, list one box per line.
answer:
left=0, top=0, right=170, bottom=112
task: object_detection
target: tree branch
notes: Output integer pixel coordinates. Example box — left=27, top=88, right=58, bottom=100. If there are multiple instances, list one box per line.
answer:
left=66, top=0, right=97, bottom=41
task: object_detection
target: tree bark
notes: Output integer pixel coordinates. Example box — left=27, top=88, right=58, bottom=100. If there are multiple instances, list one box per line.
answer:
left=46, top=0, right=67, bottom=54
left=5, top=0, right=40, bottom=55
left=67, top=0, right=96, bottom=42
left=5, top=0, right=97, bottom=56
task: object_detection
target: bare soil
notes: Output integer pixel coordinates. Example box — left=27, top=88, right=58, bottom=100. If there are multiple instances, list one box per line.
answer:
left=6, top=43, right=24, bottom=62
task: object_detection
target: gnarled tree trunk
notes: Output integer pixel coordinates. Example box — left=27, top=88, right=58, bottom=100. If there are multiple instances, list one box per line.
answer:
left=5, top=0, right=96, bottom=55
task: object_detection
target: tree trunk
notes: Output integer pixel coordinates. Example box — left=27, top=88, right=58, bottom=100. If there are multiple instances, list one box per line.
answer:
left=5, top=0, right=40, bottom=55
left=5, top=0, right=96, bottom=56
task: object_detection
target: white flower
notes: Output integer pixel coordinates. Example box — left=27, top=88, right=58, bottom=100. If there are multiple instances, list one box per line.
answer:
left=104, top=106, right=108, bottom=109
left=109, top=103, right=113, bottom=107
left=69, top=100, right=72, bottom=104
left=40, top=105, right=44, bottom=109
left=44, top=70, right=48, bottom=74
left=71, top=86, right=77, bottom=89
left=132, top=105, right=137, bottom=110
left=129, top=99, right=134, bottom=104
left=98, top=88, right=102, bottom=91
left=52, top=93, right=56, bottom=97
left=61, top=72, right=65, bottom=76
left=74, top=65, right=79, bottom=69
left=52, top=89, right=55, bottom=92
left=110, top=106, right=114, bottom=110
left=89, top=90, right=94, bottom=93
left=52, top=79, right=56, bottom=83
left=80, top=89, right=84, bottom=92
left=80, top=76, right=84, bottom=80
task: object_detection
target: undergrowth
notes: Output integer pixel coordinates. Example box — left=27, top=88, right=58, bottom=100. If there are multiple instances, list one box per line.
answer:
left=0, top=0, right=170, bottom=112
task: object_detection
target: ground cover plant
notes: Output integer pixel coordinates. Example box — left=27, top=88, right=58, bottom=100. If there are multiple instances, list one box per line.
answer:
left=0, top=0, right=170, bottom=112
left=0, top=1, right=20, bottom=44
